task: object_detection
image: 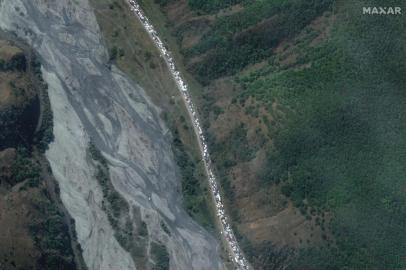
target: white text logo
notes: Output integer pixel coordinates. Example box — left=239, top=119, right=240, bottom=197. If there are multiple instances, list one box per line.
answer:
left=363, top=7, right=401, bottom=15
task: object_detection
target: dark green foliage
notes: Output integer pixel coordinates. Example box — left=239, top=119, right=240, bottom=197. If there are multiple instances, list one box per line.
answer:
left=150, top=242, right=170, bottom=270
left=3, top=146, right=79, bottom=269
left=212, top=124, right=256, bottom=165
left=241, top=239, right=292, bottom=270
left=0, top=97, right=40, bottom=150
left=158, top=0, right=243, bottom=13
left=171, top=129, right=214, bottom=229
left=0, top=52, right=27, bottom=71
left=109, top=1, right=123, bottom=10
left=89, top=142, right=107, bottom=166
left=0, top=55, right=53, bottom=152
left=138, top=220, right=148, bottom=237
left=32, top=74, right=53, bottom=145
left=88, top=142, right=151, bottom=268
left=118, top=48, right=125, bottom=57
left=212, top=105, right=224, bottom=119
left=206, top=124, right=257, bottom=203
left=144, top=0, right=405, bottom=268
left=186, top=0, right=333, bottom=84
left=88, top=142, right=129, bottom=222
left=241, top=1, right=406, bottom=268
left=160, top=221, right=171, bottom=236
left=154, top=0, right=175, bottom=7
left=0, top=43, right=78, bottom=270
left=29, top=196, right=76, bottom=270
left=109, top=46, right=124, bottom=61
left=9, top=147, right=41, bottom=187
left=187, top=0, right=245, bottom=13
left=109, top=46, right=118, bottom=61
left=35, top=88, right=54, bottom=152
left=31, top=56, right=42, bottom=76
left=9, top=53, right=27, bottom=71
left=0, top=105, right=25, bottom=148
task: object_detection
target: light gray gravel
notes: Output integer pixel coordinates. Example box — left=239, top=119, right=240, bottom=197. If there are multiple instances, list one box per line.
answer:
left=0, top=0, right=225, bottom=269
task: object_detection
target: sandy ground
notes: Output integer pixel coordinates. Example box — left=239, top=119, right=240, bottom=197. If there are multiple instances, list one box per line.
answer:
left=0, top=0, right=224, bottom=269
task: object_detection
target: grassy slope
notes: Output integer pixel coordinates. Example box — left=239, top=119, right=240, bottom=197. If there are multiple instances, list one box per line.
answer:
left=144, top=0, right=406, bottom=269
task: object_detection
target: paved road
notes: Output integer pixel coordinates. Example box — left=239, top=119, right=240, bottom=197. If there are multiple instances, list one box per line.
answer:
left=126, top=1, right=251, bottom=269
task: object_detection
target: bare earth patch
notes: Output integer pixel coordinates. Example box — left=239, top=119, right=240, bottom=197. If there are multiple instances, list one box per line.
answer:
left=239, top=202, right=326, bottom=249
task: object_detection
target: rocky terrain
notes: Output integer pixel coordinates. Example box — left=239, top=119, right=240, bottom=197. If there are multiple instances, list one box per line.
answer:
left=0, top=0, right=225, bottom=269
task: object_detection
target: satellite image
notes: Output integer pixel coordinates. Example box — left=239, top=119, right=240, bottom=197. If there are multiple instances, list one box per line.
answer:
left=0, top=0, right=404, bottom=269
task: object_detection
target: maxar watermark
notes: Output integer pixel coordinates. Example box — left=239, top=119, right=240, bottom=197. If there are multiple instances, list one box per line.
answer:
left=363, top=6, right=401, bottom=15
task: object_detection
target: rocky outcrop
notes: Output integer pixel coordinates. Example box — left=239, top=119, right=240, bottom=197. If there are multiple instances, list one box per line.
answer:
left=0, top=0, right=224, bottom=269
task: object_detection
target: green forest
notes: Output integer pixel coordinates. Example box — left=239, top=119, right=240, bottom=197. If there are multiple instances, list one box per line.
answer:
left=151, top=0, right=406, bottom=268
left=186, top=0, right=334, bottom=84
left=239, top=1, right=406, bottom=269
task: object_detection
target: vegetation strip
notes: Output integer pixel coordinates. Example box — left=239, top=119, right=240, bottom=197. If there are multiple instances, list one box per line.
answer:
left=88, top=142, right=171, bottom=269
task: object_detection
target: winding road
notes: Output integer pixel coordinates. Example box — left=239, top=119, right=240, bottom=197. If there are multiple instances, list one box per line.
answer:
left=126, top=1, right=251, bottom=269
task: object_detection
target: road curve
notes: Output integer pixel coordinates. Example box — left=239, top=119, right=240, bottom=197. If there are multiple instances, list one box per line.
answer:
left=125, top=1, right=251, bottom=269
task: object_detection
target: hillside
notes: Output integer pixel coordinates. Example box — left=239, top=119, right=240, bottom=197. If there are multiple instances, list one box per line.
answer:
left=0, top=0, right=403, bottom=269
left=0, top=36, right=86, bottom=270
left=136, top=0, right=406, bottom=269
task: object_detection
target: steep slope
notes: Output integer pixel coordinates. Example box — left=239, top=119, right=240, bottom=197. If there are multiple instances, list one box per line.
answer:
left=136, top=0, right=406, bottom=269
left=0, top=35, right=86, bottom=270
left=124, top=1, right=250, bottom=269
left=0, top=0, right=225, bottom=269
